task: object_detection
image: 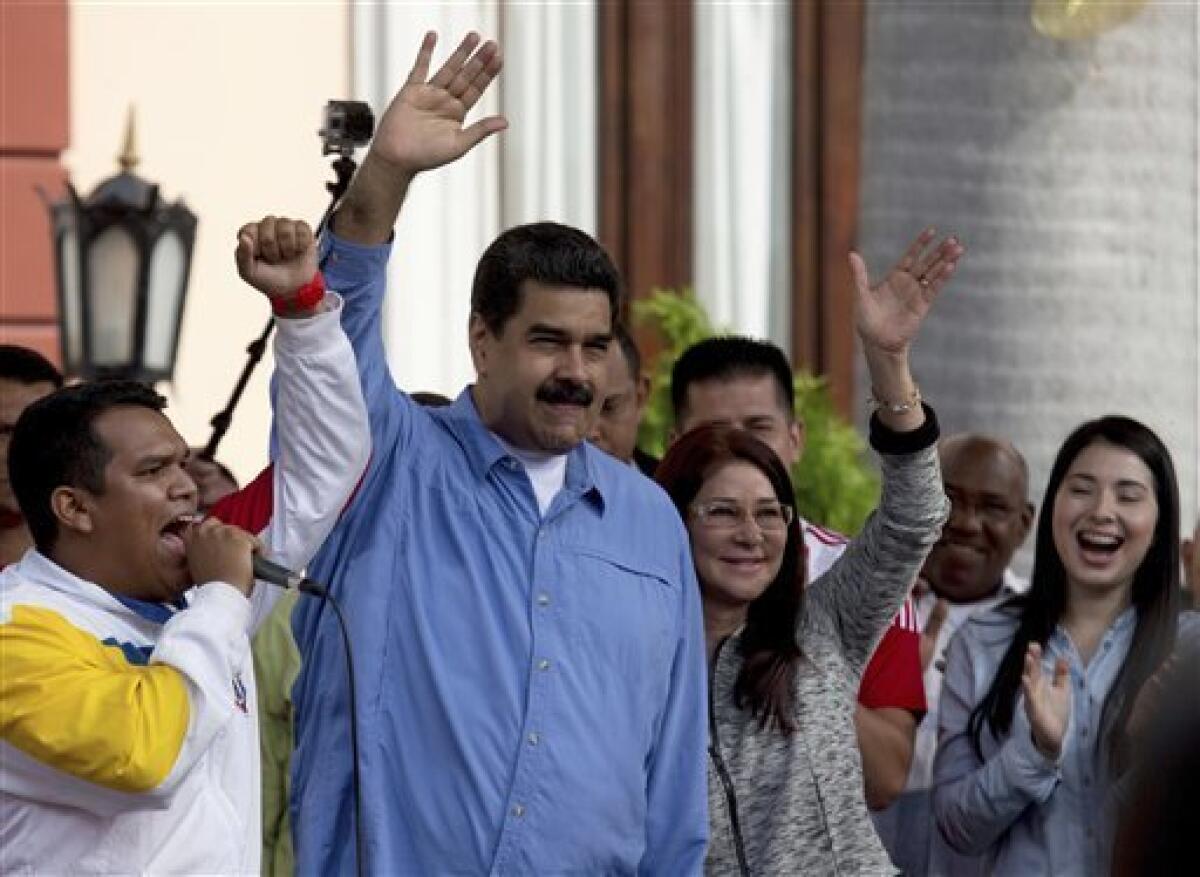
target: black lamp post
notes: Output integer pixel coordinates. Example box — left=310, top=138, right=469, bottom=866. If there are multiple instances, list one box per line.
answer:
left=47, top=110, right=197, bottom=383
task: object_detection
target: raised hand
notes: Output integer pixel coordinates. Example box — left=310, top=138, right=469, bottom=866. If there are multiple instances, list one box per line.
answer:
left=235, top=216, right=318, bottom=300
left=848, top=228, right=964, bottom=356
left=371, top=31, right=507, bottom=176
left=1022, top=643, right=1071, bottom=760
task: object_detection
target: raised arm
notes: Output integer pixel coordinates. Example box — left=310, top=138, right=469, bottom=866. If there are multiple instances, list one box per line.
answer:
left=308, top=33, right=506, bottom=415
left=332, top=31, right=506, bottom=245
left=223, top=218, right=369, bottom=627
left=805, top=229, right=961, bottom=668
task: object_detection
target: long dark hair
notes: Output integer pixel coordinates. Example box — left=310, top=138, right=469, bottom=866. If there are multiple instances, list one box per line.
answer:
left=967, top=415, right=1181, bottom=772
left=656, top=424, right=805, bottom=733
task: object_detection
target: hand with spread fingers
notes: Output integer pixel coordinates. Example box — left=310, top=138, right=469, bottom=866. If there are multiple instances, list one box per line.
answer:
left=234, top=216, right=319, bottom=305
left=847, top=227, right=965, bottom=432
left=372, top=31, right=507, bottom=177
left=1022, top=642, right=1071, bottom=760
left=849, top=228, right=965, bottom=358
left=335, top=31, right=507, bottom=244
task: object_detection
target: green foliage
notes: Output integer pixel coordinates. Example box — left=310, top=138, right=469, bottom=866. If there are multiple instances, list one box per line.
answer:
left=633, top=289, right=879, bottom=536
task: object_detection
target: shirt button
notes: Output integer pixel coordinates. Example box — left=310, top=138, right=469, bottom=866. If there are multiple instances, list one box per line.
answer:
left=537, top=658, right=552, bottom=671
left=527, top=732, right=541, bottom=746
left=512, top=804, right=526, bottom=819
left=537, top=593, right=551, bottom=607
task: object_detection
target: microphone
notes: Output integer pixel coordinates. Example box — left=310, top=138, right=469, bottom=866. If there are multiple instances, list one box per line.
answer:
left=253, top=555, right=326, bottom=596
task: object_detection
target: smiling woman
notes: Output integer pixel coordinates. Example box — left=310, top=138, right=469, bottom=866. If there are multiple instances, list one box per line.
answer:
left=932, top=415, right=1186, bottom=876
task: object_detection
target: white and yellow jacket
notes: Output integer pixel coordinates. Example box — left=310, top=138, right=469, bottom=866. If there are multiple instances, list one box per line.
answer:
left=0, top=294, right=369, bottom=875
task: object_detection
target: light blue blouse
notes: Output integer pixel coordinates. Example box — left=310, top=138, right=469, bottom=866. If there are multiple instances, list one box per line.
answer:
left=931, top=605, right=1137, bottom=877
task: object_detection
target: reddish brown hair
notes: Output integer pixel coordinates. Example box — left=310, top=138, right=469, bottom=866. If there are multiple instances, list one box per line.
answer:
left=656, top=424, right=806, bottom=733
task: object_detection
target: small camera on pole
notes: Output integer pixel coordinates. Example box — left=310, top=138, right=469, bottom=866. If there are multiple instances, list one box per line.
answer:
left=319, top=100, right=375, bottom=157
left=201, top=99, right=376, bottom=462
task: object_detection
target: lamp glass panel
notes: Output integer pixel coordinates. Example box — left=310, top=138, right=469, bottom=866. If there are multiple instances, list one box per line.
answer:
left=59, top=226, right=84, bottom=369
left=87, top=227, right=139, bottom=367
left=144, top=230, right=186, bottom=372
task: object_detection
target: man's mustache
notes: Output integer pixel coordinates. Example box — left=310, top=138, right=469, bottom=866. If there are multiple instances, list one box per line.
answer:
left=537, top=380, right=594, bottom=407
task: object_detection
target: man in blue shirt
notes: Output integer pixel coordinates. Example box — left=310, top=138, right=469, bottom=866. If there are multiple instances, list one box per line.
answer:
left=273, top=31, right=708, bottom=875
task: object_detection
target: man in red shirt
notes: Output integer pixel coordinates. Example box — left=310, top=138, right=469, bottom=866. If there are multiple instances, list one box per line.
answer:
left=670, top=336, right=925, bottom=810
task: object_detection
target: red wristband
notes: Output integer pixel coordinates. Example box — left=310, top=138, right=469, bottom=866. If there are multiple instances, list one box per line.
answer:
left=271, top=271, right=326, bottom=317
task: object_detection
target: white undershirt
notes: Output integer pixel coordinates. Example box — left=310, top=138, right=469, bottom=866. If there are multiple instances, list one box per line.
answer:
left=493, top=434, right=568, bottom=517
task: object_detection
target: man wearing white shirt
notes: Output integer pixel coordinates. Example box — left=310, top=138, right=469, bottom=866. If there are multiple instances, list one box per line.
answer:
left=874, top=432, right=1034, bottom=874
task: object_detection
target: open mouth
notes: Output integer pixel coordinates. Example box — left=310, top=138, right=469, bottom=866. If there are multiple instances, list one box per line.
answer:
left=159, top=512, right=201, bottom=562
left=1076, top=530, right=1123, bottom=564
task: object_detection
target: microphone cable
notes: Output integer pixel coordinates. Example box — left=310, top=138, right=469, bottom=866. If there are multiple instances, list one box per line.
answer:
left=296, top=578, right=365, bottom=877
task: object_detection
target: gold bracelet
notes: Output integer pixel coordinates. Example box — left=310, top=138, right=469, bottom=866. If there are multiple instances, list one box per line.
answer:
left=869, top=384, right=922, bottom=415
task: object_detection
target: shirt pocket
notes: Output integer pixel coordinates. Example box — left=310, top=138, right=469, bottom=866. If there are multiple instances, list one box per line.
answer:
left=560, top=546, right=679, bottom=689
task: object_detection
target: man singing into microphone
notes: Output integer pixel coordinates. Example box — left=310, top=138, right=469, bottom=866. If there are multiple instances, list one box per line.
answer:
left=0, top=220, right=368, bottom=874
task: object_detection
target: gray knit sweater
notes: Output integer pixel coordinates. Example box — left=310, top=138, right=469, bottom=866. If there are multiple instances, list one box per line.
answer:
left=706, top=443, right=948, bottom=876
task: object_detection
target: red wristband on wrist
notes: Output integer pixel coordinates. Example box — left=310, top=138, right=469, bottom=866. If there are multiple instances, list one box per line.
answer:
left=271, top=271, right=326, bottom=317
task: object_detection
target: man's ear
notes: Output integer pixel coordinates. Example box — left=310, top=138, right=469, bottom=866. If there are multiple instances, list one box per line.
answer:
left=634, top=373, right=652, bottom=412
left=1020, top=501, right=1036, bottom=540
left=788, top=417, right=806, bottom=467
left=468, top=313, right=492, bottom=378
left=50, top=486, right=94, bottom=538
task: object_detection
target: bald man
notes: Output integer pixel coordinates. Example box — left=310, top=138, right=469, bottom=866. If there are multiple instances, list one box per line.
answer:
left=874, top=433, right=1035, bottom=875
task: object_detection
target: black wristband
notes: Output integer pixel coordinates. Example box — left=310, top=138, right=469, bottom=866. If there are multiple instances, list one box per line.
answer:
left=869, top=402, right=940, bottom=455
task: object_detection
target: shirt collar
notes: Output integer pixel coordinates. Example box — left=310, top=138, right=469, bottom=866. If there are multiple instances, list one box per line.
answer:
left=438, top=388, right=608, bottom=512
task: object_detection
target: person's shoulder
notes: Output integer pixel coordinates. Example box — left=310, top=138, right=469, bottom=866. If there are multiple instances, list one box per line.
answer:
left=590, top=444, right=674, bottom=507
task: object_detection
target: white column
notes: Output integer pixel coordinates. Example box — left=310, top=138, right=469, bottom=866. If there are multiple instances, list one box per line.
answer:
left=693, top=2, right=792, bottom=350
left=499, top=1, right=597, bottom=233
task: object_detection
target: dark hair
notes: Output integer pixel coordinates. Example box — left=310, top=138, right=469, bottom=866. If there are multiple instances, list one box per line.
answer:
left=968, top=415, right=1181, bottom=773
left=470, top=222, right=622, bottom=335
left=671, top=336, right=794, bottom=421
left=613, top=323, right=642, bottom=381
left=9, top=380, right=166, bottom=553
left=656, top=424, right=805, bottom=733
left=0, top=345, right=63, bottom=388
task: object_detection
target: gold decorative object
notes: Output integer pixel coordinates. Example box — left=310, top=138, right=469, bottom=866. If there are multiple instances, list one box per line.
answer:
left=1032, top=0, right=1149, bottom=39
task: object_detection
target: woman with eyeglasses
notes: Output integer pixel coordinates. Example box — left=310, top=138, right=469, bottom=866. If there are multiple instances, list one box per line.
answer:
left=655, top=228, right=961, bottom=875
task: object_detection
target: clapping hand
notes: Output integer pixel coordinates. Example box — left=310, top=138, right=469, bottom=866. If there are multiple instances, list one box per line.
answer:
left=1022, top=642, right=1071, bottom=760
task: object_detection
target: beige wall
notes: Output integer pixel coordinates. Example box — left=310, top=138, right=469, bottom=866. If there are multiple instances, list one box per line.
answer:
left=67, top=1, right=350, bottom=483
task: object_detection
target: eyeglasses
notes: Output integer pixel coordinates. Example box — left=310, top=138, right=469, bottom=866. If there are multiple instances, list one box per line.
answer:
left=689, top=500, right=794, bottom=532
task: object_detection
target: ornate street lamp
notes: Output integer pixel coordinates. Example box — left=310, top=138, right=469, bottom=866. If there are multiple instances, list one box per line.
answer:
left=47, top=110, right=197, bottom=382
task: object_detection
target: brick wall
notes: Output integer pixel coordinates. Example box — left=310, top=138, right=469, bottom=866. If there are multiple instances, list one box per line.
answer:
left=0, top=1, right=68, bottom=363
left=857, top=1, right=1198, bottom=572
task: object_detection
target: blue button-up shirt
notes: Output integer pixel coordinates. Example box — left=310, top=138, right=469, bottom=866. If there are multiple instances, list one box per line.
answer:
left=931, top=605, right=1138, bottom=876
left=289, top=234, right=708, bottom=875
